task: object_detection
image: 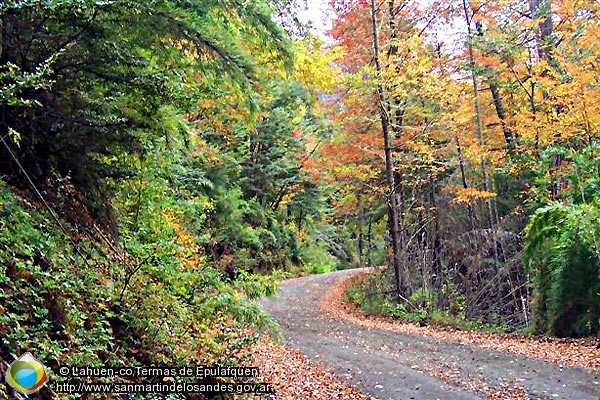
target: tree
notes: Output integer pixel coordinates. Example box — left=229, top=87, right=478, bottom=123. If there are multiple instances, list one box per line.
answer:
left=0, top=0, right=291, bottom=221
left=369, top=0, right=405, bottom=297
left=325, top=0, right=600, bottom=334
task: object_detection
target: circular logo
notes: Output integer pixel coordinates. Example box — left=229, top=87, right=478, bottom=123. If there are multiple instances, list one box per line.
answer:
left=5, top=352, right=49, bottom=394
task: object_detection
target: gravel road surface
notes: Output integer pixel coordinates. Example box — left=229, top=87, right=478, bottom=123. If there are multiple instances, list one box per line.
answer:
left=261, top=269, right=600, bottom=400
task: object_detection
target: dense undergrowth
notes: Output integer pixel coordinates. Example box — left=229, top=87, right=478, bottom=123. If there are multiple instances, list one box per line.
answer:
left=0, top=180, right=280, bottom=399
left=344, top=269, right=514, bottom=333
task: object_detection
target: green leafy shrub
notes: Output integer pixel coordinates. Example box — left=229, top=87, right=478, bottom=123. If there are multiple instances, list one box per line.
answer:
left=524, top=144, right=600, bottom=337
left=524, top=201, right=600, bottom=337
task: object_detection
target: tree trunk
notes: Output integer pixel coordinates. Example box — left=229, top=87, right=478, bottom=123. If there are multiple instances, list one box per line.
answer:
left=387, top=0, right=411, bottom=294
left=530, top=0, right=563, bottom=199
left=456, top=136, right=476, bottom=229
left=462, top=0, right=499, bottom=262
left=473, top=21, right=515, bottom=151
left=358, top=216, right=364, bottom=267
left=529, top=0, right=553, bottom=62
left=370, top=0, right=404, bottom=297
left=367, top=217, right=373, bottom=268
left=489, top=82, right=515, bottom=150
left=429, top=183, right=442, bottom=296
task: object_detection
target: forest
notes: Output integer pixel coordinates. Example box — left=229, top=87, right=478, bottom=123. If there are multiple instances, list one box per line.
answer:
left=1, top=0, right=599, bottom=399
left=323, top=0, right=600, bottom=339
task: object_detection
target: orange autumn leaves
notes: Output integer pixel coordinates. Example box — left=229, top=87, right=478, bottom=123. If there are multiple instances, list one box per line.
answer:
left=310, top=0, right=600, bottom=210
left=451, top=188, right=498, bottom=205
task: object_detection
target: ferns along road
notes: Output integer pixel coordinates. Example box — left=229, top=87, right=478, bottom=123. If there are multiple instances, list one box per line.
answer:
left=261, top=269, right=600, bottom=400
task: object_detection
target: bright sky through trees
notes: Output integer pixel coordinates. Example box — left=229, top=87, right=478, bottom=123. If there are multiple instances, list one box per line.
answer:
left=298, top=0, right=333, bottom=39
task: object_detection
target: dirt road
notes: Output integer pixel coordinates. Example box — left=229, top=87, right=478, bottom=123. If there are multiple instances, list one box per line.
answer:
left=260, top=269, right=600, bottom=400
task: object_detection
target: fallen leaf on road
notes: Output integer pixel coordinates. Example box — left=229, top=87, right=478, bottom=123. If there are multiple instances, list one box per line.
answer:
left=320, top=272, right=600, bottom=372
left=248, top=337, right=377, bottom=400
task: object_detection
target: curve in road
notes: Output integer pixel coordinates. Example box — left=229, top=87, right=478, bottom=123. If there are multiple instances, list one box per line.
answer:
left=261, top=269, right=600, bottom=400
